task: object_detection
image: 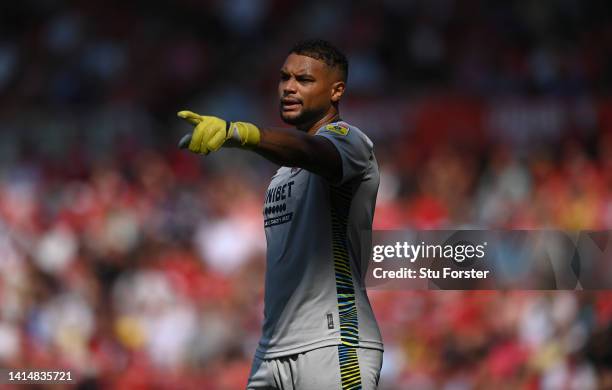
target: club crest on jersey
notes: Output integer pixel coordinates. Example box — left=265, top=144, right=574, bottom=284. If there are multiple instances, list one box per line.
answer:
left=325, top=123, right=349, bottom=136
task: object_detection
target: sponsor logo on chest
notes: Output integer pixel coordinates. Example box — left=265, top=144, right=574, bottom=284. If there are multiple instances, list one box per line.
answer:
left=263, top=169, right=307, bottom=227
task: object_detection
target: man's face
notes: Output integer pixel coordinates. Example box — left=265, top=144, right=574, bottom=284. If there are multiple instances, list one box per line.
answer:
left=278, top=53, right=343, bottom=127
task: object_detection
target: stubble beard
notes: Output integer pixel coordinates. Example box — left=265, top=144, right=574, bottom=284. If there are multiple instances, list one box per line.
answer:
left=279, top=104, right=323, bottom=130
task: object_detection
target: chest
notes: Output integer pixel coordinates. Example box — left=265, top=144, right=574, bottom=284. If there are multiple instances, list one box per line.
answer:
left=263, top=168, right=310, bottom=227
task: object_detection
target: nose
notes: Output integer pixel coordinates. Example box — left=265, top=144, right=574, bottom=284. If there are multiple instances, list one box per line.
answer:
left=282, top=78, right=297, bottom=95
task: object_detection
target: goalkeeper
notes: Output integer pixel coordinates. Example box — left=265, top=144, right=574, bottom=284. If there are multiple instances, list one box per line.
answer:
left=179, top=39, right=383, bottom=390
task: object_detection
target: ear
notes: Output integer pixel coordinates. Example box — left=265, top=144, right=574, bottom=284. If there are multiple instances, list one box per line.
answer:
left=330, top=81, right=345, bottom=103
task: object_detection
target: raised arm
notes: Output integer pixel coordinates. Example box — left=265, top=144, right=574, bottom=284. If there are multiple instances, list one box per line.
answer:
left=254, top=127, right=341, bottom=182
left=177, top=111, right=342, bottom=183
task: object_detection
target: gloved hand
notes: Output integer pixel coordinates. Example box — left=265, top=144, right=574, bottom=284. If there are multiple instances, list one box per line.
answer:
left=177, top=110, right=261, bottom=154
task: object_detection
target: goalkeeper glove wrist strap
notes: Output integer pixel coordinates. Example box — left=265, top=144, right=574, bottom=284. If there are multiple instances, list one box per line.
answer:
left=227, top=121, right=261, bottom=147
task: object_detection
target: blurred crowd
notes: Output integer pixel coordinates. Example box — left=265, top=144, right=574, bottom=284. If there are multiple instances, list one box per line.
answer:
left=3, top=0, right=612, bottom=109
left=1, top=0, right=612, bottom=389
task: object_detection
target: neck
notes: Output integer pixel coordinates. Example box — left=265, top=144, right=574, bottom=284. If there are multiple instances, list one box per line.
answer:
left=298, top=108, right=340, bottom=135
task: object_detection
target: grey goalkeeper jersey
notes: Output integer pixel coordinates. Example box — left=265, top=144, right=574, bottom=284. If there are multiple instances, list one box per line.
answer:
left=256, top=121, right=383, bottom=359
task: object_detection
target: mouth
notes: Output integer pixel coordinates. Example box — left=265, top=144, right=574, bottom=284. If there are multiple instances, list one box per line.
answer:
left=281, top=98, right=302, bottom=112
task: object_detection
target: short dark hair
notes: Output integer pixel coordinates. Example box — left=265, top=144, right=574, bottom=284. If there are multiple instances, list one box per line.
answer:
left=290, top=39, right=348, bottom=82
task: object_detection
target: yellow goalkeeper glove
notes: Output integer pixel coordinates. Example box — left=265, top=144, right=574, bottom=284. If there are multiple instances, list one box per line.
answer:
left=177, top=110, right=260, bottom=154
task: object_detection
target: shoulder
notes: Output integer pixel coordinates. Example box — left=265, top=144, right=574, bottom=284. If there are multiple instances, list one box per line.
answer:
left=316, top=121, right=373, bottom=148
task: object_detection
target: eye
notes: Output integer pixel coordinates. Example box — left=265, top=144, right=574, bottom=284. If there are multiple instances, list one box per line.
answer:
left=280, top=73, right=290, bottom=81
left=297, top=77, right=314, bottom=83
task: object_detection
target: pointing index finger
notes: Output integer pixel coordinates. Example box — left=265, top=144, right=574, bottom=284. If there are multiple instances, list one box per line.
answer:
left=177, top=110, right=202, bottom=125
